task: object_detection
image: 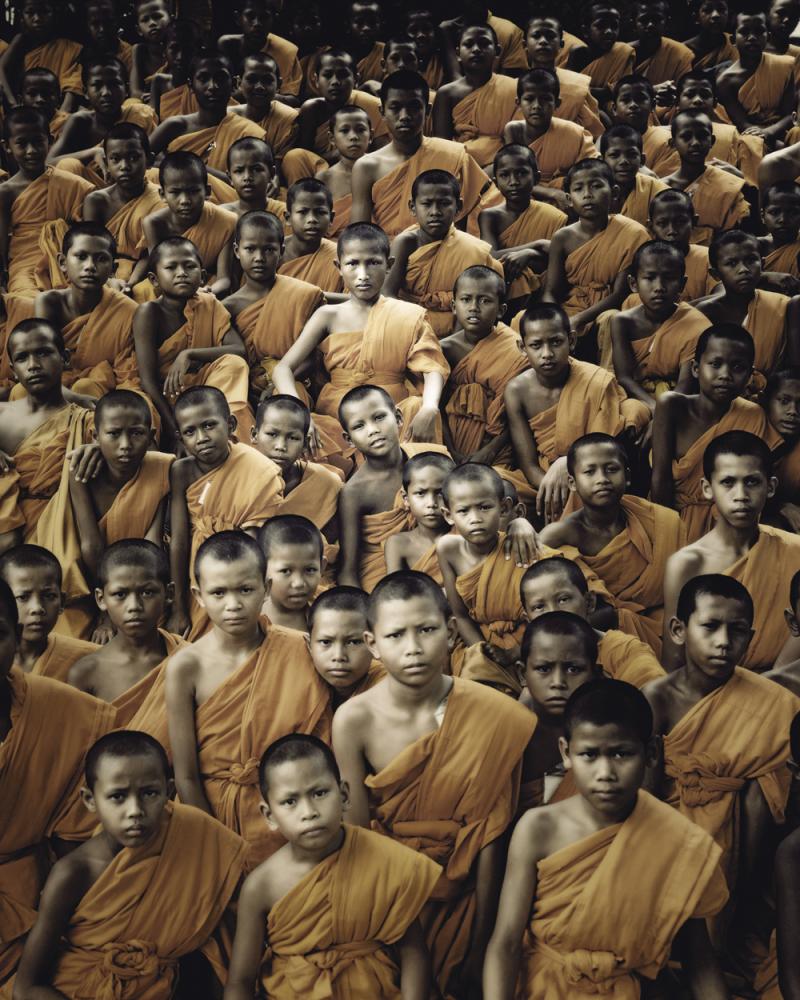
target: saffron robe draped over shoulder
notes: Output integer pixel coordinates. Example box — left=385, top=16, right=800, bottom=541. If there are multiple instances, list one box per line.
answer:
left=277, top=238, right=343, bottom=292
left=597, top=629, right=665, bottom=687
left=738, top=52, right=796, bottom=125
left=28, top=633, right=98, bottom=683
left=365, top=677, right=536, bottom=995
left=553, top=68, right=604, bottom=139
left=0, top=670, right=115, bottom=983
left=499, top=199, right=566, bottom=300
left=451, top=73, right=518, bottom=167
left=518, top=791, right=728, bottom=999
left=262, top=825, right=441, bottom=998
left=581, top=41, right=635, bottom=88
left=528, top=118, right=599, bottom=189
left=112, top=629, right=186, bottom=727
left=166, top=114, right=267, bottom=177
left=627, top=303, right=712, bottom=389
left=635, top=36, right=694, bottom=84
left=104, top=181, right=164, bottom=285
left=685, top=165, right=750, bottom=246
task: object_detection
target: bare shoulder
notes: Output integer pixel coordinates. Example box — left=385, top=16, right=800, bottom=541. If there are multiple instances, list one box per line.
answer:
left=665, top=540, right=706, bottom=579
left=165, top=642, right=203, bottom=683
left=538, top=514, right=578, bottom=547
left=655, top=389, right=687, bottom=417
left=436, top=531, right=462, bottom=559
left=512, top=802, right=565, bottom=863
left=333, top=684, right=379, bottom=732
left=66, top=650, right=101, bottom=690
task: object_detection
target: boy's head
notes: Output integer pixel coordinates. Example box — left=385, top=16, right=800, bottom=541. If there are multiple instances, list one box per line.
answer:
left=599, top=124, right=644, bottom=189
left=566, top=433, right=630, bottom=507
left=149, top=236, right=205, bottom=299
left=252, top=394, right=310, bottom=468
left=564, top=159, right=617, bottom=216
left=314, top=50, right=357, bottom=104
left=7, top=319, right=67, bottom=396
left=193, top=530, right=267, bottom=631
left=516, top=68, right=560, bottom=129
left=162, top=18, right=199, bottom=76
left=82, top=730, right=172, bottom=847
left=761, top=181, right=800, bottom=243
left=628, top=239, right=687, bottom=313
left=670, top=109, right=714, bottom=165
left=585, top=1, right=622, bottom=51
left=338, top=384, right=402, bottom=455
left=335, top=223, right=392, bottom=299
left=20, top=67, right=61, bottom=119
left=561, top=678, right=655, bottom=813
left=227, top=136, right=275, bottom=202
left=366, top=570, right=454, bottom=684
left=692, top=324, right=755, bottom=402
left=59, top=221, right=117, bottom=291
left=94, top=388, right=154, bottom=472
left=457, top=23, right=499, bottom=73
left=671, top=574, right=754, bottom=678
left=494, top=143, right=539, bottom=200
left=237, top=0, right=277, bottom=46
left=401, top=450, right=456, bottom=529
left=648, top=188, right=696, bottom=246
left=103, top=122, right=150, bottom=187
left=258, top=515, right=324, bottom=613
left=379, top=70, right=430, bottom=137
left=306, top=586, right=372, bottom=691
left=330, top=105, right=372, bottom=162
left=441, top=463, right=508, bottom=545
left=258, top=733, right=348, bottom=845
left=734, top=9, right=769, bottom=57
left=347, top=0, right=382, bottom=41
left=174, top=385, right=235, bottom=463
left=701, top=429, right=776, bottom=523
left=612, top=75, right=655, bottom=131
left=675, top=71, right=716, bottom=115
left=519, top=611, right=600, bottom=721
left=234, top=210, right=283, bottom=282
left=633, top=0, right=669, bottom=40
left=286, top=178, right=334, bottom=243
left=519, top=302, right=574, bottom=378
left=452, top=265, right=506, bottom=336
left=239, top=53, right=281, bottom=109
left=3, top=107, right=50, bottom=171
left=520, top=555, right=594, bottom=621
left=709, top=229, right=762, bottom=293
left=0, top=544, right=63, bottom=647
left=410, top=170, right=461, bottom=239
left=787, top=568, right=800, bottom=639
left=764, top=367, right=800, bottom=440
left=406, top=4, right=438, bottom=59
left=134, top=0, right=171, bottom=44
left=383, top=35, right=421, bottom=75
left=768, top=0, right=800, bottom=44
left=81, top=56, right=129, bottom=116
left=525, top=15, right=564, bottom=67
left=0, top=579, right=18, bottom=678
left=96, top=539, right=172, bottom=639
left=158, top=151, right=209, bottom=222
left=19, top=0, right=56, bottom=37
left=695, top=0, right=729, bottom=33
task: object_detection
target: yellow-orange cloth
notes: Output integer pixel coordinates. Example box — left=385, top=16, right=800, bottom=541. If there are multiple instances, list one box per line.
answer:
left=581, top=42, right=635, bottom=88
left=451, top=73, right=518, bottom=167
left=28, top=633, right=97, bottom=683
left=112, top=629, right=185, bottom=727
left=166, top=113, right=266, bottom=178
left=499, top=199, right=567, bottom=300
left=635, top=36, right=694, bottom=84
left=619, top=171, right=669, bottom=226
left=528, top=117, right=599, bottom=189
left=764, top=239, right=800, bottom=277
left=275, top=460, right=343, bottom=530
left=278, top=238, right=344, bottom=292
left=738, top=52, right=796, bottom=125
left=261, top=33, right=303, bottom=96
left=24, top=38, right=83, bottom=95
left=554, top=67, right=605, bottom=139
left=598, top=629, right=665, bottom=687
left=685, top=164, right=750, bottom=246
left=742, top=288, right=789, bottom=392
left=628, top=302, right=712, bottom=390
left=104, top=181, right=164, bottom=285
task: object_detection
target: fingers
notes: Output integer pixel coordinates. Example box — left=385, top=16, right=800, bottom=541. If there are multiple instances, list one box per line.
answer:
left=0, top=452, right=14, bottom=473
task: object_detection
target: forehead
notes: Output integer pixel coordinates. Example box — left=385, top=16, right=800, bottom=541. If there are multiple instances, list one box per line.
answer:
left=193, top=60, right=230, bottom=76
left=97, top=403, right=149, bottom=428
left=523, top=317, right=568, bottom=340
left=528, top=17, right=560, bottom=31
left=650, top=200, right=690, bottom=219
left=105, top=137, right=145, bottom=154
left=771, top=377, right=800, bottom=396
left=319, top=54, right=355, bottom=71
left=387, top=41, right=417, bottom=53
left=709, top=452, right=765, bottom=476
left=7, top=121, right=47, bottom=139
left=701, top=335, right=750, bottom=359
left=339, top=237, right=388, bottom=258
left=691, top=592, right=751, bottom=620
left=573, top=441, right=624, bottom=465
left=569, top=165, right=611, bottom=185
left=94, top=752, right=166, bottom=787
left=258, top=405, right=306, bottom=429
left=340, top=392, right=393, bottom=423
left=371, top=592, right=444, bottom=626
left=267, top=539, right=320, bottom=561
left=22, top=73, right=58, bottom=89
left=637, top=248, right=681, bottom=270
left=523, top=569, right=581, bottom=596
left=103, top=561, right=164, bottom=585
left=717, top=237, right=759, bottom=257
left=520, top=83, right=556, bottom=98
left=383, top=86, right=426, bottom=104
left=616, top=83, right=650, bottom=100
left=267, top=754, right=335, bottom=792
left=461, top=25, right=494, bottom=40
left=291, top=189, right=330, bottom=207
left=407, top=463, right=447, bottom=487
left=176, top=400, right=225, bottom=426
left=334, top=110, right=370, bottom=127
left=736, top=12, right=767, bottom=25
left=526, top=630, right=592, bottom=660
left=156, top=247, right=202, bottom=269
left=605, top=136, right=640, bottom=151
left=766, top=190, right=800, bottom=207
left=455, top=275, right=500, bottom=299
left=138, top=0, right=168, bottom=13
left=196, top=552, right=263, bottom=582
left=229, top=146, right=268, bottom=165
left=568, top=720, right=642, bottom=745
left=674, top=115, right=713, bottom=131
left=161, top=164, right=205, bottom=184
left=415, top=181, right=457, bottom=198
left=66, top=234, right=113, bottom=254
left=87, top=65, right=125, bottom=80
left=2, top=563, right=59, bottom=588
left=312, top=605, right=366, bottom=633
left=8, top=328, right=59, bottom=354
left=496, top=151, right=535, bottom=170
left=447, top=475, right=499, bottom=502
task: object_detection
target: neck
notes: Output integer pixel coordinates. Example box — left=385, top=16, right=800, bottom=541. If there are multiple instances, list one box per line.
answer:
left=112, top=626, right=166, bottom=657
left=104, top=460, right=139, bottom=489
left=238, top=193, right=267, bottom=212
left=411, top=520, right=449, bottom=543
left=195, top=105, right=227, bottom=127
left=576, top=784, right=638, bottom=828
left=390, top=132, right=423, bottom=156
left=643, top=301, right=678, bottom=324
left=117, top=177, right=146, bottom=199
left=464, top=531, right=499, bottom=559
left=94, top=107, right=122, bottom=129
left=159, top=289, right=192, bottom=313
left=290, top=824, right=345, bottom=865
left=25, top=386, right=66, bottom=411
left=524, top=119, right=549, bottom=140
left=67, top=283, right=104, bottom=314
left=263, top=596, right=308, bottom=630
left=739, top=50, right=763, bottom=70
left=16, top=633, right=48, bottom=668
left=214, top=620, right=264, bottom=652
left=637, top=35, right=661, bottom=57
left=286, top=232, right=321, bottom=256
left=463, top=325, right=493, bottom=346
left=243, top=271, right=277, bottom=294
left=385, top=669, right=451, bottom=709
left=505, top=194, right=531, bottom=213
left=681, top=659, right=730, bottom=698
left=17, top=162, right=47, bottom=182
left=245, top=100, right=271, bottom=120
left=168, top=208, right=203, bottom=230
left=677, top=159, right=706, bottom=182
left=696, top=389, right=734, bottom=421
left=721, top=285, right=756, bottom=308
left=463, top=67, right=492, bottom=86
left=711, top=516, right=761, bottom=550
left=580, top=501, right=626, bottom=534
left=535, top=362, right=571, bottom=390
left=577, top=212, right=610, bottom=236
left=364, top=440, right=403, bottom=471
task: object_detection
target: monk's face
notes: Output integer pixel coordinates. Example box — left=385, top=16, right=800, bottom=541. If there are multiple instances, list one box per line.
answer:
left=2, top=564, right=62, bottom=648
left=669, top=115, right=714, bottom=166
left=765, top=377, right=800, bottom=439
left=406, top=11, right=437, bottom=60
left=95, top=404, right=153, bottom=475
left=734, top=14, right=768, bottom=58
left=458, top=27, right=498, bottom=74
left=97, top=563, right=169, bottom=641
left=348, top=1, right=381, bottom=43
left=20, top=73, right=60, bottom=119
left=560, top=721, right=648, bottom=814
left=403, top=464, right=448, bottom=531
left=307, top=607, right=372, bottom=691
left=676, top=78, right=716, bottom=115
left=265, top=542, right=322, bottom=615
left=60, top=234, right=116, bottom=293
left=494, top=151, right=537, bottom=202
left=702, top=453, right=775, bottom=529
left=629, top=249, right=686, bottom=317
left=633, top=3, right=667, bottom=41
left=410, top=181, right=460, bottom=240
left=262, top=755, right=348, bottom=849
left=234, top=220, right=282, bottom=284
left=649, top=200, right=694, bottom=247
left=8, top=328, right=65, bottom=396
left=340, top=394, right=402, bottom=458
left=692, top=336, right=753, bottom=403
left=331, top=110, right=372, bottom=161
left=152, top=243, right=205, bottom=300
left=381, top=88, right=428, bottom=140
left=160, top=166, right=208, bottom=227
left=383, top=42, right=420, bottom=76
left=86, top=66, right=127, bottom=118
left=522, top=631, right=596, bottom=721
left=86, top=0, right=119, bottom=48
left=697, top=0, right=728, bottom=35
left=521, top=317, right=573, bottom=381
left=240, top=57, right=280, bottom=109
left=525, top=19, right=563, bottom=67
left=672, top=593, right=753, bottom=682
left=228, top=149, right=273, bottom=205
left=587, top=7, right=621, bottom=52
left=176, top=400, right=235, bottom=467
left=20, top=0, right=54, bottom=37
left=612, top=83, right=653, bottom=131
left=192, top=61, right=233, bottom=111
left=84, top=752, right=171, bottom=849
left=452, top=273, right=504, bottom=338
left=521, top=570, right=592, bottom=621
left=517, top=84, right=558, bottom=130
left=315, top=57, right=356, bottom=105
left=442, top=477, right=504, bottom=550
left=365, top=594, right=454, bottom=685
left=4, top=122, right=49, bottom=176
left=135, top=0, right=170, bottom=43
left=768, top=0, right=799, bottom=44
left=251, top=405, right=307, bottom=468
left=0, top=604, right=17, bottom=680
left=193, top=552, right=266, bottom=634
left=335, top=237, right=391, bottom=300
left=239, top=1, right=274, bottom=46
left=568, top=441, right=629, bottom=509
left=762, top=190, right=800, bottom=243
left=287, top=190, right=333, bottom=246
left=565, top=166, right=615, bottom=220
left=104, top=137, right=147, bottom=189
left=602, top=137, right=642, bottom=190
left=710, top=237, right=762, bottom=296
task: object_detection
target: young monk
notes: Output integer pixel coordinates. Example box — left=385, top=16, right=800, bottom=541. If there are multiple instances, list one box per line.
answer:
left=278, top=179, right=343, bottom=294
left=542, top=158, right=650, bottom=338
left=767, top=571, right=800, bottom=690
left=148, top=18, right=200, bottom=118
left=695, top=229, right=800, bottom=390
left=644, top=188, right=716, bottom=302
left=609, top=240, right=712, bottom=408
left=662, top=432, right=800, bottom=673
left=81, top=124, right=164, bottom=294
left=0, top=0, right=82, bottom=109
left=333, top=569, right=537, bottom=996
left=81, top=0, right=134, bottom=79
left=630, top=0, right=695, bottom=85
left=502, top=303, right=649, bottom=518
left=685, top=0, right=739, bottom=71
left=130, top=530, right=330, bottom=867
left=166, top=387, right=283, bottom=638
left=306, top=587, right=385, bottom=708
left=439, top=265, right=527, bottom=463
left=230, top=53, right=299, bottom=162
left=406, top=4, right=450, bottom=90
left=129, top=0, right=170, bottom=100
left=762, top=368, right=800, bottom=531
left=0, top=545, right=95, bottom=681
left=350, top=70, right=498, bottom=239
left=221, top=136, right=287, bottom=222
left=661, top=110, right=751, bottom=247
left=226, top=733, right=439, bottom=999
left=384, top=451, right=455, bottom=582
left=646, top=574, right=799, bottom=902
left=258, top=514, right=324, bottom=631
left=67, top=540, right=180, bottom=717
left=651, top=325, right=781, bottom=543
left=0, top=321, right=93, bottom=551
left=219, top=0, right=303, bottom=100
left=567, top=0, right=635, bottom=97
left=18, top=65, right=65, bottom=137
left=9, top=730, right=247, bottom=999
left=0, top=579, right=115, bottom=984
left=601, top=124, right=667, bottom=226
left=478, top=144, right=566, bottom=306
left=315, top=104, right=372, bottom=238
left=760, top=180, right=800, bottom=280
left=382, top=170, right=503, bottom=338
left=484, top=677, right=730, bottom=998
left=520, top=555, right=665, bottom=687
left=221, top=211, right=324, bottom=401
left=0, top=108, right=93, bottom=300
left=540, top=433, right=685, bottom=654
left=718, top=8, right=796, bottom=149
left=502, top=69, right=598, bottom=201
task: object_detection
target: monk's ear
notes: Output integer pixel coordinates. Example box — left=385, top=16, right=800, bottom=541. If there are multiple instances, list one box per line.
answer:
left=512, top=500, right=527, bottom=520
left=260, top=799, right=280, bottom=831
left=558, top=735, right=571, bottom=769
left=81, top=786, right=98, bottom=813
left=644, top=736, right=659, bottom=769
left=94, top=587, right=106, bottom=613
left=227, top=414, right=237, bottom=437
left=165, top=581, right=175, bottom=607
left=708, top=265, right=721, bottom=283
left=678, top=273, right=687, bottom=293
left=441, top=502, right=455, bottom=527
left=394, top=406, right=403, bottom=429
left=147, top=271, right=160, bottom=293
left=584, top=589, right=597, bottom=617
left=233, top=241, right=241, bottom=262
left=700, top=475, right=713, bottom=502
left=515, top=659, right=526, bottom=689
left=690, top=358, right=700, bottom=381
left=165, top=777, right=176, bottom=800
left=339, top=780, right=351, bottom=813
left=446, top=614, right=459, bottom=651
left=628, top=272, right=638, bottom=293
left=409, top=197, right=418, bottom=218
left=191, top=582, right=205, bottom=608
left=303, top=630, right=312, bottom=655
left=667, top=615, right=686, bottom=648
left=767, top=474, right=778, bottom=500
left=567, top=327, right=577, bottom=353
left=567, top=472, right=577, bottom=493
left=364, top=628, right=380, bottom=660
left=400, top=488, right=411, bottom=511
left=57, top=251, right=68, bottom=276
left=785, top=607, right=800, bottom=637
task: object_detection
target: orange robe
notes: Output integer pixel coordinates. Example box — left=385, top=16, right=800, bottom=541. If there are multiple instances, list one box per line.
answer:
left=278, top=238, right=343, bottom=292
left=692, top=33, right=738, bottom=70
left=643, top=121, right=763, bottom=184
left=765, top=238, right=800, bottom=277
left=104, top=181, right=164, bottom=285
left=261, top=33, right=303, bottom=96
left=685, top=164, right=750, bottom=246
left=488, top=14, right=527, bottom=71
left=166, top=113, right=265, bottom=198
left=738, top=52, right=796, bottom=126
left=518, top=790, right=728, bottom=998
left=158, top=83, right=197, bottom=118
left=262, top=825, right=441, bottom=999
left=5, top=167, right=93, bottom=297
left=742, top=288, right=789, bottom=391
left=182, top=200, right=237, bottom=274
left=275, top=460, right=342, bottom=530
left=2, top=802, right=246, bottom=1000
left=635, top=36, right=694, bottom=84
left=0, top=669, right=115, bottom=983
left=628, top=302, right=712, bottom=392
left=28, top=632, right=97, bottom=683
left=451, top=73, right=518, bottom=167
left=528, top=117, right=598, bottom=189
left=671, top=398, right=781, bottom=543
left=553, top=67, right=604, bottom=139
left=561, top=496, right=685, bottom=655
left=598, top=629, right=665, bottom=687
left=329, top=192, right=352, bottom=237
left=111, top=629, right=185, bottom=727
left=356, top=42, right=385, bottom=84
left=722, top=524, right=800, bottom=673
left=499, top=199, right=566, bottom=300
left=581, top=42, right=635, bottom=88
left=371, top=136, right=498, bottom=239
left=23, top=38, right=83, bottom=95
left=555, top=31, right=586, bottom=68
left=366, top=677, right=535, bottom=995
left=619, top=171, right=669, bottom=226
left=445, top=323, right=527, bottom=455
left=250, top=100, right=299, bottom=159
left=129, top=624, right=330, bottom=867
left=400, top=226, right=503, bottom=337
left=664, top=668, right=799, bottom=880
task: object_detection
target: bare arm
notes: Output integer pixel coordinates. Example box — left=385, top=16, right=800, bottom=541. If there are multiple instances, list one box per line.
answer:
left=336, top=484, right=365, bottom=588
left=147, top=117, right=187, bottom=159
left=165, top=652, right=213, bottom=813
left=437, top=535, right=485, bottom=647
left=661, top=550, right=699, bottom=671
left=0, top=35, right=23, bottom=106
left=349, top=157, right=374, bottom=225
left=271, top=307, right=332, bottom=396
left=758, top=143, right=800, bottom=192
left=223, top=870, right=270, bottom=1000
left=570, top=269, right=631, bottom=333
left=541, top=229, right=569, bottom=304
left=649, top=392, right=679, bottom=509
left=382, top=233, right=415, bottom=297
left=776, top=834, right=800, bottom=1000
left=67, top=466, right=105, bottom=581
left=166, top=461, right=193, bottom=635
left=331, top=702, right=371, bottom=826
left=431, top=86, right=455, bottom=141
left=610, top=314, right=657, bottom=412
left=397, top=919, right=432, bottom=1000
left=504, top=377, right=545, bottom=492
left=133, top=303, right=180, bottom=444
left=0, top=188, right=14, bottom=291
left=674, top=919, right=730, bottom=1000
